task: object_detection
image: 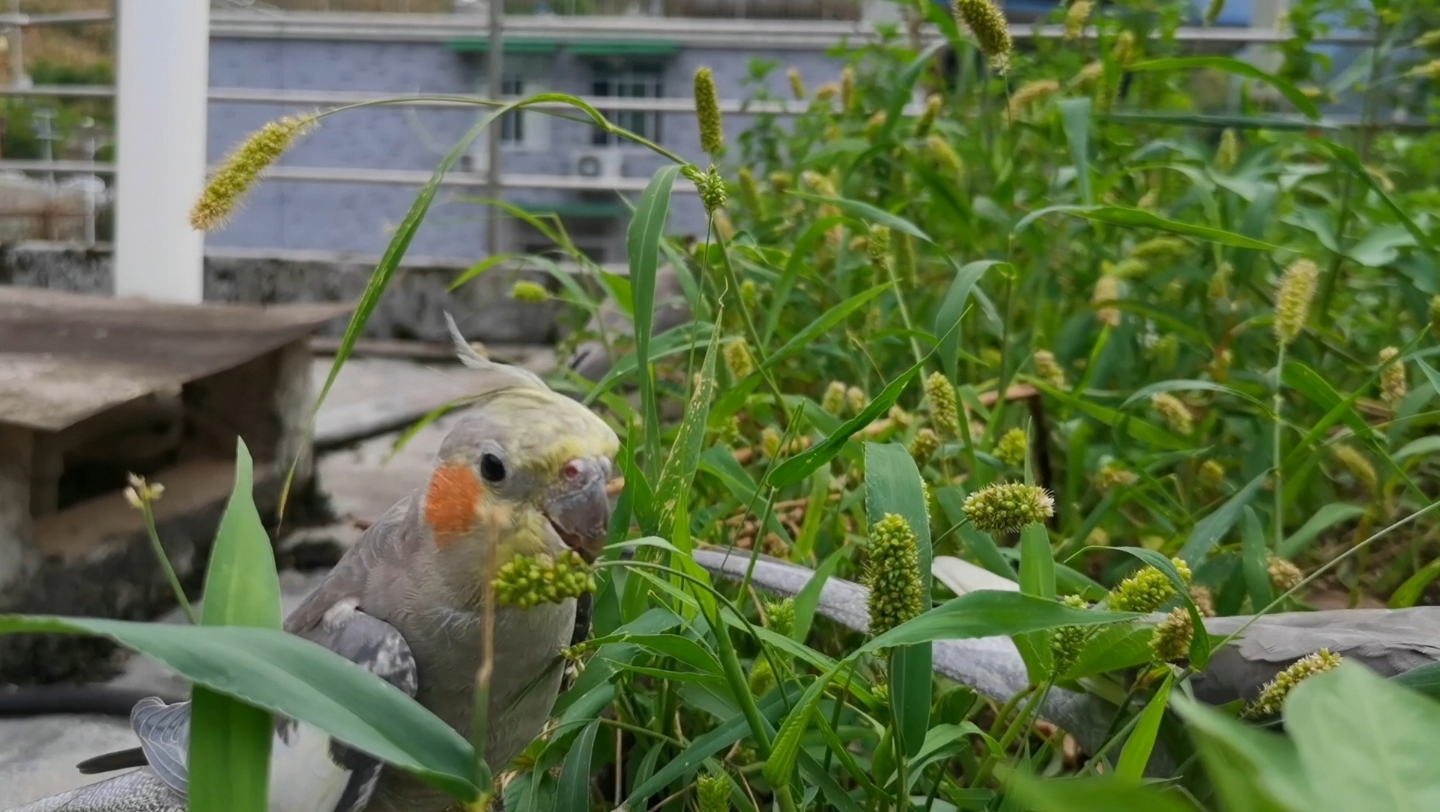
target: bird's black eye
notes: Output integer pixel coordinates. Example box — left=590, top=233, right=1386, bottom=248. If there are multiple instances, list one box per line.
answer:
left=480, top=453, right=507, bottom=483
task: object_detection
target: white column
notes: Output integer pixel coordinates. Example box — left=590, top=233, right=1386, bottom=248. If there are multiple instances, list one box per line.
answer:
left=113, top=0, right=209, bottom=303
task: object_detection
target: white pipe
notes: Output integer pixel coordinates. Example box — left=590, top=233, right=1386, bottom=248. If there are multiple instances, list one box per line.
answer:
left=113, top=0, right=208, bottom=303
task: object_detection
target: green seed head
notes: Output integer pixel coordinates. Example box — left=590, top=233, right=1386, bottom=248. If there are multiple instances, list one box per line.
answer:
left=724, top=339, right=756, bottom=380
left=1243, top=649, right=1343, bottom=719
left=1267, top=556, right=1304, bottom=594
left=737, top=167, right=765, bottom=218
left=1006, top=79, right=1059, bottom=122
left=914, top=93, right=943, bottom=138
left=1033, top=350, right=1066, bottom=390
left=1273, top=259, right=1318, bottom=346
left=925, top=372, right=962, bottom=438
left=693, top=67, right=725, bottom=156
left=509, top=281, right=550, bottom=303
left=686, top=164, right=729, bottom=215
left=962, top=482, right=1055, bottom=535
left=740, top=279, right=759, bottom=312
left=892, top=230, right=917, bottom=285
left=1065, top=0, right=1093, bottom=39
left=1109, top=558, right=1191, bottom=614
left=765, top=598, right=796, bottom=638
left=1198, top=459, right=1226, bottom=490
left=192, top=114, right=317, bottom=230
left=1051, top=595, right=1093, bottom=674
left=747, top=657, right=777, bottom=697
left=909, top=427, right=941, bottom=465
left=1380, top=346, right=1407, bottom=405
left=994, top=427, right=1028, bottom=468
left=953, top=0, right=1013, bottom=74
left=1190, top=585, right=1216, bottom=617
left=865, top=514, right=925, bottom=637
left=1330, top=444, right=1378, bottom=496
left=760, top=427, right=782, bottom=460
left=1149, top=607, right=1194, bottom=662
left=494, top=550, right=596, bottom=609
left=847, top=386, right=868, bottom=414
left=787, top=66, right=807, bottom=99
left=696, top=769, right=732, bottom=812
left=840, top=65, right=857, bottom=111
left=822, top=381, right=847, bottom=416
left=1204, top=0, right=1226, bottom=25
left=1095, top=463, right=1138, bottom=492
left=1216, top=128, right=1240, bottom=172
left=1151, top=392, right=1193, bottom=435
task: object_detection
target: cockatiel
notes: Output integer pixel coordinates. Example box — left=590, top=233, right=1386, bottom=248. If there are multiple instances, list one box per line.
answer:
left=7, top=328, right=620, bottom=812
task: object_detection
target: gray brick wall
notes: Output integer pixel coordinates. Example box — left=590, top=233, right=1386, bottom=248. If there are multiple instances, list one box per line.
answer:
left=205, top=37, right=844, bottom=260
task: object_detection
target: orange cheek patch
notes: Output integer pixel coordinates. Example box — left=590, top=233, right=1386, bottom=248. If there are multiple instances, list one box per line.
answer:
left=424, top=463, right=483, bottom=546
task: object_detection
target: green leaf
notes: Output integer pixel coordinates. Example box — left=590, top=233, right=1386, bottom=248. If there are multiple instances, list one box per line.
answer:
left=790, top=192, right=933, bottom=243
left=860, top=591, right=1137, bottom=656
left=1103, top=547, right=1212, bottom=667
left=1116, top=673, right=1173, bottom=782
left=1285, top=662, right=1440, bottom=812
left=1032, top=382, right=1189, bottom=451
left=653, top=324, right=719, bottom=544
left=1172, top=696, right=1310, bottom=812
left=628, top=163, right=683, bottom=480
left=864, top=442, right=933, bottom=759
left=793, top=549, right=843, bottom=643
left=1015, top=523, right=1056, bottom=683
left=1283, top=361, right=1375, bottom=446
left=877, top=39, right=948, bottom=144
left=1015, top=205, right=1278, bottom=250
left=1388, top=557, right=1440, bottom=609
left=1128, top=56, right=1321, bottom=120
left=556, top=721, right=599, bottom=812
left=765, top=284, right=890, bottom=371
left=934, top=260, right=1007, bottom=383
left=1325, top=143, right=1438, bottom=262
left=1394, top=436, right=1440, bottom=462
left=1241, top=507, right=1275, bottom=611
left=1179, top=472, right=1266, bottom=565
left=447, top=252, right=518, bottom=291
left=1121, top=379, right=1272, bottom=415
left=1003, top=770, right=1197, bottom=812
left=1278, top=503, right=1365, bottom=559
left=0, top=616, right=479, bottom=800
left=1059, top=97, right=1094, bottom=205
left=191, top=441, right=283, bottom=812
left=767, top=357, right=926, bottom=488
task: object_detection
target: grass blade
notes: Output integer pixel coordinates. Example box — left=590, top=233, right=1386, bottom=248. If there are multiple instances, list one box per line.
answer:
left=629, top=164, right=683, bottom=480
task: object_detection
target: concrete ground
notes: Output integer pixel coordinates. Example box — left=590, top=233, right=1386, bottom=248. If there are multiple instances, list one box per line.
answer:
left=0, top=354, right=519, bottom=809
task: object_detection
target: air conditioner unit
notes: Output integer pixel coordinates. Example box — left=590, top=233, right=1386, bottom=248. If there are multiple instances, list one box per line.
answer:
left=573, top=149, right=623, bottom=181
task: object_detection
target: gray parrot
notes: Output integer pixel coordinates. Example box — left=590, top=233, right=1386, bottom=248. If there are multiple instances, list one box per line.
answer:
left=8, top=344, right=620, bottom=812
left=691, top=549, right=1440, bottom=755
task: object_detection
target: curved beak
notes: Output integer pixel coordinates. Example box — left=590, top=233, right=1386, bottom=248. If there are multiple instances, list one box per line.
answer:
left=544, top=457, right=613, bottom=562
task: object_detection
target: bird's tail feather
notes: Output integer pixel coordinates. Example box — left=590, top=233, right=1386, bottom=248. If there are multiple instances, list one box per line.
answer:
left=5, top=769, right=182, bottom=812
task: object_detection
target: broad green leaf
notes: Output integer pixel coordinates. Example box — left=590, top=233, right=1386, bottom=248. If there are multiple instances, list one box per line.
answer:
left=790, top=192, right=933, bottom=243
left=191, top=441, right=283, bottom=812
left=1015, top=205, right=1278, bottom=249
left=1128, top=56, right=1321, bottom=119
left=1121, top=379, right=1271, bottom=415
left=1061, top=621, right=1150, bottom=681
left=653, top=324, right=719, bottom=544
left=0, top=616, right=478, bottom=800
left=1015, top=523, right=1056, bottom=683
left=628, top=163, right=682, bottom=480
left=860, top=591, right=1137, bottom=656
left=1326, top=143, right=1438, bottom=261
left=934, top=260, right=1007, bottom=383
left=1394, top=436, right=1440, bottom=462
left=556, top=721, right=599, bottom=812
left=1282, top=361, right=1375, bottom=445
left=767, top=357, right=926, bottom=488
left=877, top=39, right=948, bottom=144
left=1286, top=662, right=1440, bottom=812
left=447, top=252, right=518, bottom=291
left=765, top=284, right=889, bottom=371
left=864, top=442, right=933, bottom=758
left=1033, top=382, right=1189, bottom=451
left=1278, top=503, right=1365, bottom=559
left=1179, top=472, right=1266, bottom=565
left=1389, top=558, right=1440, bottom=609
left=1172, top=696, right=1310, bottom=812
left=1059, top=97, right=1094, bottom=205
left=1116, top=673, right=1173, bottom=782
left=761, top=213, right=850, bottom=343
left=793, top=549, right=843, bottom=643
left=1241, top=507, right=1275, bottom=611
left=1003, top=770, right=1196, bottom=812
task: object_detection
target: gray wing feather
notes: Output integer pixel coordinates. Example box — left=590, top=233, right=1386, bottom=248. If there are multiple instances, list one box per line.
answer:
left=130, top=697, right=191, bottom=796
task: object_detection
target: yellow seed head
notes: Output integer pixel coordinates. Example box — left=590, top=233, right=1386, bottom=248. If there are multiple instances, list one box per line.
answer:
left=764, top=598, right=795, bottom=638
left=909, top=427, right=941, bottom=465
left=1095, top=463, right=1138, bottom=492
left=494, top=550, right=596, bottom=608
left=814, top=82, right=839, bottom=102
left=686, top=164, right=729, bottom=215
left=787, top=66, right=807, bottom=100
left=847, top=386, right=868, bottom=414
left=1093, top=275, right=1122, bottom=327
left=953, top=0, right=1013, bottom=74
left=768, top=171, right=791, bottom=194
left=914, top=93, right=943, bottom=138
left=1198, top=459, right=1225, bottom=490
left=510, top=281, right=551, bottom=303
left=713, top=209, right=736, bottom=241
left=693, top=67, right=725, bottom=156
left=191, top=114, right=317, bottom=230
left=1151, top=392, right=1193, bottom=435
left=1150, top=607, right=1194, bottom=662
left=1274, top=259, right=1318, bottom=346
left=123, top=473, right=166, bottom=510
left=925, top=372, right=962, bottom=438
left=801, top=169, right=838, bottom=198
left=1243, top=650, right=1343, bottom=719
left=1033, top=350, right=1066, bottom=390
left=1065, top=0, right=1093, bottom=39
left=740, top=279, right=759, bottom=312
left=1380, top=346, right=1407, bottom=405
left=841, top=65, right=857, bottom=111
left=1051, top=594, right=1093, bottom=674
left=1072, top=61, right=1105, bottom=91
left=737, top=167, right=765, bottom=217
left=1329, top=444, right=1378, bottom=496
left=1408, top=59, right=1440, bottom=80
left=994, top=427, right=1028, bottom=468
left=1267, top=556, right=1304, bottom=594
left=922, top=134, right=964, bottom=178
left=1110, top=558, right=1190, bottom=614
left=1416, top=30, right=1440, bottom=49
left=1111, top=30, right=1139, bottom=65
left=724, top=339, right=756, bottom=380
left=1104, top=257, right=1149, bottom=279
left=865, top=514, right=925, bottom=637
left=1189, top=585, right=1216, bottom=617
left=822, top=381, right=848, bottom=415
left=1007, top=79, right=1060, bottom=122
left=1216, top=128, right=1240, bottom=172
left=865, top=111, right=888, bottom=141
left=868, top=225, right=892, bottom=271
left=1086, top=527, right=1110, bottom=548
left=962, top=482, right=1055, bottom=535
left=760, top=427, right=782, bottom=460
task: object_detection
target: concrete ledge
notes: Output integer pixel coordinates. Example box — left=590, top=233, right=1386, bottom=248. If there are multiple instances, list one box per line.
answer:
left=0, top=243, right=564, bottom=345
